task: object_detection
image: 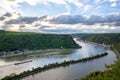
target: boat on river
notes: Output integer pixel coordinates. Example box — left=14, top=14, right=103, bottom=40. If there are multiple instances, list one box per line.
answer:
left=14, top=60, right=32, bottom=65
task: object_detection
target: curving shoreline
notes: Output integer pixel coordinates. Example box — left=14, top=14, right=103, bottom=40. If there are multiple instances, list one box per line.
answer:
left=2, top=52, right=108, bottom=80
left=76, top=38, right=120, bottom=59
left=110, top=46, right=120, bottom=59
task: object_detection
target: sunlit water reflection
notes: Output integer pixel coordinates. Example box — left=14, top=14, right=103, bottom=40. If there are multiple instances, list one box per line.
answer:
left=0, top=39, right=116, bottom=79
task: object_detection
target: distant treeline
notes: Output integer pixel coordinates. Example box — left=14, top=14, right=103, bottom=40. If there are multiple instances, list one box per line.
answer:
left=0, top=30, right=80, bottom=51
left=71, top=33, right=120, bottom=52
left=71, top=33, right=120, bottom=45
left=80, top=60, right=120, bottom=80
left=71, top=33, right=120, bottom=80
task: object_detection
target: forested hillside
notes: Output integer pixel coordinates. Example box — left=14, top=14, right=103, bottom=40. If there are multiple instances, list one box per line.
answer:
left=80, top=60, right=120, bottom=80
left=72, top=33, right=120, bottom=45
left=72, top=33, right=120, bottom=53
left=72, top=33, right=120, bottom=80
left=0, top=30, right=79, bottom=51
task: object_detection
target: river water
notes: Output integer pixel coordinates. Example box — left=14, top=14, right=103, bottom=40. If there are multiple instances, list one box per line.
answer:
left=0, top=39, right=117, bottom=79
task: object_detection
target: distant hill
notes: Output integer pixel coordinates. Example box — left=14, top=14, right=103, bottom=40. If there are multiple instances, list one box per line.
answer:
left=72, top=33, right=120, bottom=80
left=71, top=33, right=120, bottom=45
left=0, top=30, right=80, bottom=51
left=71, top=33, right=120, bottom=53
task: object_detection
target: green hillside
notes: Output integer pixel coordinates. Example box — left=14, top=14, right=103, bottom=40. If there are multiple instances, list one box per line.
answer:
left=0, top=30, right=80, bottom=51
left=72, top=33, right=120, bottom=53
left=72, top=33, right=120, bottom=80
left=80, top=60, right=120, bottom=80
left=72, top=33, right=120, bottom=45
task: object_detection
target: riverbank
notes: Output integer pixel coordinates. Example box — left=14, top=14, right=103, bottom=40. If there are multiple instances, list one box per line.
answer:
left=76, top=38, right=120, bottom=59
left=80, top=56, right=120, bottom=80
left=0, top=49, right=74, bottom=61
left=85, top=41, right=120, bottom=60
left=0, top=30, right=80, bottom=52
left=76, top=38, right=110, bottom=48
left=1, top=52, right=108, bottom=80
left=75, top=39, right=120, bottom=80
left=110, top=46, right=120, bottom=59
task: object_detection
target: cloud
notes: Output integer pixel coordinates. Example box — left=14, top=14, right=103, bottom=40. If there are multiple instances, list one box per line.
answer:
left=0, top=0, right=84, bottom=16
left=7, top=0, right=16, bottom=1
left=0, top=12, right=13, bottom=22
left=1, top=0, right=120, bottom=33
left=40, top=24, right=120, bottom=33
left=83, top=5, right=91, bottom=11
left=111, top=2, right=117, bottom=7
left=0, top=0, right=22, bottom=15
left=49, top=13, right=120, bottom=26
left=0, top=12, right=120, bottom=33
left=1, top=12, right=120, bottom=27
left=108, top=0, right=118, bottom=7
left=49, top=15, right=85, bottom=24
left=0, top=12, right=20, bottom=28
left=2, top=12, right=12, bottom=17
left=94, top=0, right=101, bottom=3
left=67, top=0, right=83, bottom=8
left=5, top=17, right=40, bottom=24
left=109, top=0, right=116, bottom=2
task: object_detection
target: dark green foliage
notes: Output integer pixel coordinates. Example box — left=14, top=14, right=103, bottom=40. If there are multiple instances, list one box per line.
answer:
left=72, top=33, right=120, bottom=80
left=80, top=60, right=120, bottom=80
left=72, top=33, right=120, bottom=53
left=0, top=31, right=79, bottom=51
left=1, top=52, right=108, bottom=80
left=72, top=33, right=120, bottom=45
left=114, top=43, right=120, bottom=52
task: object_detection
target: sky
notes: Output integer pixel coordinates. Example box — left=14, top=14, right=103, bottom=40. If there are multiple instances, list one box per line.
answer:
left=0, top=0, right=120, bottom=33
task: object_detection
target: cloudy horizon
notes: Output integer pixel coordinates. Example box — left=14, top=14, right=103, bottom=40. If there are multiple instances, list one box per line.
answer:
left=0, top=0, right=120, bottom=33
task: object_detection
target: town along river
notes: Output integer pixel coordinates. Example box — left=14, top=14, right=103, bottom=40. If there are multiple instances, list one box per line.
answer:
left=0, top=39, right=117, bottom=80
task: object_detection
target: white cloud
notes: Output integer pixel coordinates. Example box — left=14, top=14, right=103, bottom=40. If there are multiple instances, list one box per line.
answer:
left=0, top=12, right=120, bottom=33
left=0, top=12, right=20, bottom=27
left=111, top=2, right=117, bottom=7
left=0, top=0, right=23, bottom=16
left=108, top=0, right=117, bottom=7
left=94, top=0, right=101, bottom=3
left=83, top=5, right=91, bottom=11
left=22, top=0, right=68, bottom=6
left=109, top=0, right=116, bottom=2
left=0, top=0, right=84, bottom=16
left=66, top=0, right=83, bottom=8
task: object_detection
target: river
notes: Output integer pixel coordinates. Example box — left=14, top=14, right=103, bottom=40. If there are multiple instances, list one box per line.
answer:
left=0, top=38, right=117, bottom=79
